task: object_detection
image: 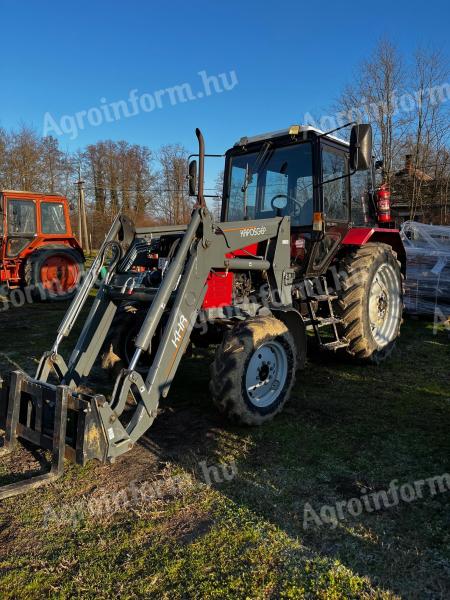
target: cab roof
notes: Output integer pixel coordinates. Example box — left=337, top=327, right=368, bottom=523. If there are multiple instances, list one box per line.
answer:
left=234, top=125, right=349, bottom=148
left=1, top=190, right=65, bottom=198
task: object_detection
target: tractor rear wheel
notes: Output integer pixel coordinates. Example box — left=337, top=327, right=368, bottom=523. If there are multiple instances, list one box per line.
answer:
left=336, top=243, right=403, bottom=363
left=24, top=248, right=84, bottom=301
left=210, top=316, right=297, bottom=425
left=101, top=305, right=153, bottom=378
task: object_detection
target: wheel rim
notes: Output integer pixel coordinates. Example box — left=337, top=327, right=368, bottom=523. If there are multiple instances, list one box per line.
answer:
left=368, top=263, right=402, bottom=348
left=40, top=254, right=80, bottom=294
left=245, top=340, right=288, bottom=408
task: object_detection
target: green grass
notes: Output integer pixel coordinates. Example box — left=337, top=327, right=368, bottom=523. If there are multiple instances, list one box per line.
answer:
left=0, top=301, right=449, bottom=599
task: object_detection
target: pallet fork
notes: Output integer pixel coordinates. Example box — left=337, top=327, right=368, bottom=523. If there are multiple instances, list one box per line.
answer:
left=0, top=372, right=68, bottom=499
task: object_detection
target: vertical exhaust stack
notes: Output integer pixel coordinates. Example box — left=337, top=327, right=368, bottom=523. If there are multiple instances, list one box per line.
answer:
left=195, top=128, right=206, bottom=208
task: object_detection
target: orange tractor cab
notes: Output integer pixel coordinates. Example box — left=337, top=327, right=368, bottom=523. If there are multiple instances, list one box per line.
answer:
left=0, top=190, right=84, bottom=300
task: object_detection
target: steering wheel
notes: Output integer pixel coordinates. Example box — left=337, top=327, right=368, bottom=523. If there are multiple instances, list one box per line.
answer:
left=270, top=193, right=314, bottom=224
left=270, top=194, right=289, bottom=212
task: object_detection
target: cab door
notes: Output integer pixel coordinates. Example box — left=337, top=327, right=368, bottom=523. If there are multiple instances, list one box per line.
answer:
left=5, top=197, right=37, bottom=257
left=306, top=142, right=350, bottom=274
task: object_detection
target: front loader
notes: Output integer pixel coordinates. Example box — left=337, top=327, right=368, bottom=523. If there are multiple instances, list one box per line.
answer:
left=0, top=124, right=405, bottom=499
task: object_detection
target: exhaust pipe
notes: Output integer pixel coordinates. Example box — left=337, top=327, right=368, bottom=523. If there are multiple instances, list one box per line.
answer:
left=195, top=128, right=206, bottom=208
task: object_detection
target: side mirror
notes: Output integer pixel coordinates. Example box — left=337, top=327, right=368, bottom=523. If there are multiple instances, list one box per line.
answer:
left=272, top=195, right=288, bottom=210
left=271, top=194, right=288, bottom=217
left=188, top=159, right=197, bottom=196
left=349, top=124, right=372, bottom=171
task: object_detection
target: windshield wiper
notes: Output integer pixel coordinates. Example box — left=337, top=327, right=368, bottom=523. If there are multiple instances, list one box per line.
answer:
left=241, top=141, right=272, bottom=194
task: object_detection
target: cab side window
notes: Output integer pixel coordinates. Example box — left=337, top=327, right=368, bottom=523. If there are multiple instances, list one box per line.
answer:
left=322, top=147, right=349, bottom=221
left=41, top=202, right=67, bottom=234
left=350, top=169, right=371, bottom=225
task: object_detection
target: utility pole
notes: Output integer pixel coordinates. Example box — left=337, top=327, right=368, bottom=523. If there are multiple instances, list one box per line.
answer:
left=77, top=181, right=83, bottom=246
left=77, top=177, right=91, bottom=254
left=76, top=163, right=83, bottom=247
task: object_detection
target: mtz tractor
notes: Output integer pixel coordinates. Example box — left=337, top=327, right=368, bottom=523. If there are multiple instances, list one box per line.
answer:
left=0, top=123, right=404, bottom=498
left=0, top=190, right=84, bottom=300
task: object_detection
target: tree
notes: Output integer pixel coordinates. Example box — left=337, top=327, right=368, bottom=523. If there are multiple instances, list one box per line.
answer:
left=117, top=140, right=132, bottom=211
left=84, top=142, right=107, bottom=213
left=334, top=37, right=450, bottom=224
left=7, top=125, right=43, bottom=190
left=335, top=38, right=407, bottom=183
left=407, top=47, right=450, bottom=219
left=155, top=144, right=191, bottom=224
left=130, top=144, right=155, bottom=216
left=0, top=128, right=8, bottom=187
left=40, top=135, right=65, bottom=193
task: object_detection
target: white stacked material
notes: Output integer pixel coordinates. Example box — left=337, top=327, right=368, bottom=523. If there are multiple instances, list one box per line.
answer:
left=400, top=221, right=450, bottom=317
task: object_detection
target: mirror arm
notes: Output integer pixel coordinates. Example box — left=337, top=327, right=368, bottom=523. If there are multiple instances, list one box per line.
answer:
left=314, top=168, right=356, bottom=189
left=317, top=121, right=356, bottom=140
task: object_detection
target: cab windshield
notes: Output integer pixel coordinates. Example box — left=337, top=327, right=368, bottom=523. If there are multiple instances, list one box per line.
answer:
left=226, top=142, right=314, bottom=226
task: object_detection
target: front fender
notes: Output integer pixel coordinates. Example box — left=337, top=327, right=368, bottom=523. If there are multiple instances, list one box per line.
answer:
left=271, top=307, right=307, bottom=369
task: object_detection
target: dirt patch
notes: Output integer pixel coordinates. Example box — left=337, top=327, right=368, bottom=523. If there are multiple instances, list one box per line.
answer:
left=0, top=437, right=50, bottom=485
left=158, top=506, right=213, bottom=545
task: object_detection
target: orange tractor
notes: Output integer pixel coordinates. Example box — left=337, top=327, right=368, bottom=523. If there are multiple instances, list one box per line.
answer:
left=0, top=190, right=85, bottom=300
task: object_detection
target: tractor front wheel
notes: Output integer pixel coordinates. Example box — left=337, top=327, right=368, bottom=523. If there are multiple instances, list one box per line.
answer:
left=210, top=316, right=297, bottom=425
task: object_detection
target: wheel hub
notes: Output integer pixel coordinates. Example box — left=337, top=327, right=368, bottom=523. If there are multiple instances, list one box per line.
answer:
left=40, top=255, right=79, bottom=293
left=377, top=293, right=388, bottom=317
left=258, top=362, right=270, bottom=382
left=368, top=263, right=402, bottom=348
left=245, top=341, right=288, bottom=408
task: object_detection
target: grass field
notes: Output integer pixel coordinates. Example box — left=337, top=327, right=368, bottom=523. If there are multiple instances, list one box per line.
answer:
left=0, top=299, right=449, bottom=599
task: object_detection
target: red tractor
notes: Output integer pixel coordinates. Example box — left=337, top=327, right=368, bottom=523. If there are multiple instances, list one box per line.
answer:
left=0, top=190, right=84, bottom=300
left=0, top=124, right=406, bottom=498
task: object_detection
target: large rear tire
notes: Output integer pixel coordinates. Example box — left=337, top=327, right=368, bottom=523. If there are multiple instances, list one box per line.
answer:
left=24, top=248, right=84, bottom=301
left=210, top=316, right=297, bottom=425
left=336, top=243, right=403, bottom=363
left=101, top=304, right=157, bottom=378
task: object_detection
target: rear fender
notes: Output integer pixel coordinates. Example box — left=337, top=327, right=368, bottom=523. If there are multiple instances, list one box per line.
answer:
left=341, top=228, right=406, bottom=274
left=26, top=238, right=85, bottom=262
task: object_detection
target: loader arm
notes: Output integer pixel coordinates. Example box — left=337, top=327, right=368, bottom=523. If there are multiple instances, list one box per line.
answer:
left=88, top=208, right=292, bottom=461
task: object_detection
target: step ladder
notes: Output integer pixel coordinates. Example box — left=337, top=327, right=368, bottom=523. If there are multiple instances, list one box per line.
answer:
left=303, top=277, right=349, bottom=351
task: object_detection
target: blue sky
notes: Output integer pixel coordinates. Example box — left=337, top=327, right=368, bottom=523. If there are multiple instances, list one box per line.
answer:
left=1, top=0, right=449, bottom=186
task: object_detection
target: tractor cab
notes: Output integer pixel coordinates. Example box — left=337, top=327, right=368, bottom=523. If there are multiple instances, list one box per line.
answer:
left=219, top=124, right=399, bottom=276
left=222, top=124, right=377, bottom=226
left=0, top=191, right=71, bottom=256
left=0, top=190, right=84, bottom=298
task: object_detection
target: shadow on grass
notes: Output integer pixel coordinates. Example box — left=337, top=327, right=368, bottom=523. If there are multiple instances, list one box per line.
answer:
left=0, top=303, right=448, bottom=597
left=141, top=319, right=450, bottom=597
